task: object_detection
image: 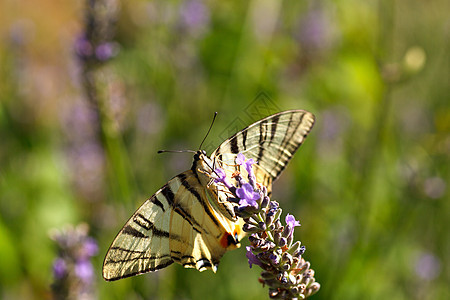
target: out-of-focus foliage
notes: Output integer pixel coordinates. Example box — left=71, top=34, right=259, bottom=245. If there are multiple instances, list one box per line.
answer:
left=0, top=0, right=448, bottom=299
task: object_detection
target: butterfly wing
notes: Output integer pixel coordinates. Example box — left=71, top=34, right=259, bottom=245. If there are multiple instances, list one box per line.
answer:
left=102, top=170, right=241, bottom=281
left=212, top=110, right=315, bottom=190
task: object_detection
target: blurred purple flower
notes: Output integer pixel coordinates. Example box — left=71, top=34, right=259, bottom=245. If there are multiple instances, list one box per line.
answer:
left=297, top=8, right=334, bottom=53
left=95, top=42, right=118, bottom=61
left=179, top=0, right=210, bottom=35
left=415, top=252, right=441, bottom=280
left=75, top=36, right=94, bottom=59
left=62, top=100, right=99, bottom=143
left=52, top=258, right=67, bottom=279
left=81, top=237, right=99, bottom=259
left=75, top=260, right=95, bottom=283
left=50, top=224, right=98, bottom=299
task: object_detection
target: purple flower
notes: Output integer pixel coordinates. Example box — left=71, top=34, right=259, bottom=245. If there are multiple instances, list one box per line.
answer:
left=236, top=183, right=260, bottom=208
left=228, top=152, right=320, bottom=298
left=214, top=168, right=226, bottom=181
left=180, top=0, right=210, bottom=34
left=75, top=36, right=93, bottom=58
left=415, top=252, right=441, bottom=280
left=95, top=42, right=117, bottom=61
left=81, top=237, right=99, bottom=259
left=236, top=153, right=256, bottom=178
left=285, top=214, right=301, bottom=238
left=235, top=153, right=246, bottom=165
left=74, top=259, right=94, bottom=283
left=246, top=246, right=262, bottom=268
left=286, top=214, right=301, bottom=228
left=50, top=224, right=98, bottom=299
left=214, top=168, right=234, bottom=190
left=52, top=258, right=67, bottom=279
left=286, top=214, right=301, bottom=227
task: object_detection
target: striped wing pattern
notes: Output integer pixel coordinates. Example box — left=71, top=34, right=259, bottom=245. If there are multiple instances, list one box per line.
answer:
left=103, top=170, right=240, bottom=281
left=103, top=110, right=315, bottom=281
left=212, top=110, right=315, bottom=191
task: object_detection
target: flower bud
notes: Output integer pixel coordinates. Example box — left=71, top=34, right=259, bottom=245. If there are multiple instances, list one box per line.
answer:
left=288, top=274, right=296, bottom=285
left=283, top=224, right=292, bottom=238
left=261, top=271, right=275, bottom=280
left=269, top=253, right=280, bottom=265
left=243, top=223, right=261, bottom=233
left=265, top=212, right=275, bottom=226
left=288, top=241, right=302, bottom=255
left=258, top=221, right=266, bottom=230
left=282, top=252, right=293, bottom=265
left=273, top=232, right=281, bottom=245
left=261, top=195, right=269, bottom=209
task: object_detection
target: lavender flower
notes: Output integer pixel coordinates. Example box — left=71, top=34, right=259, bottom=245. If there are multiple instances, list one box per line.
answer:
left=52, top=258, right=67, bottom=280
left=214, top=168, right=234, bottom=190
left=215, top=154, right=320, bottom=299
left=74, top=259, right=95, bottom=283
left=50, top=223, right=98, bottom=300
left=246, top=246, right=263, bottom=268
left=236, top=153, right=256, bottom=185
left=75, top=0, right=119, bottom=63
left=236, top=183, right=260, bottom=206
left=179, top=0, right=210, bottom=37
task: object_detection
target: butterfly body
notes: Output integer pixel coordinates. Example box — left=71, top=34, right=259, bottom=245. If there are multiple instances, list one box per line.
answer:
left=103, top=110, right=315, bottom=281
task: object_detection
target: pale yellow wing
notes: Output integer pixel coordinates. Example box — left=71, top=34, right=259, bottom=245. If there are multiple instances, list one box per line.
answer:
left=102, top=170, right=240, bottom=281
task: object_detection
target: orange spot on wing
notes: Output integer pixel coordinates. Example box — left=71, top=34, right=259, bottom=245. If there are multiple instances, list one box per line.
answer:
left=220, top=232, right=233, bottom=248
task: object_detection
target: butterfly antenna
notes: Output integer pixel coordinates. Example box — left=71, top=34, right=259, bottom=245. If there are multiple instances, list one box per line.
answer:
left=157, top=150, right=196, bottom=154
left=198, top=112, right=218, bottom=150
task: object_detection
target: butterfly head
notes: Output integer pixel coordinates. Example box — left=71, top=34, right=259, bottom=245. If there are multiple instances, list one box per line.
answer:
left=192, top=150, right=215, bottom=177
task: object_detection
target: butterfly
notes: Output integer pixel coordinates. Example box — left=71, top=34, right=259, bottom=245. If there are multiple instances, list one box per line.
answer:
left=102, top=110, right=315, bottom=281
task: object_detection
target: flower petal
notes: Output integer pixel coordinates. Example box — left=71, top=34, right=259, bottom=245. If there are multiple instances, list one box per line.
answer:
left=286, top=214, right=301, bottom=228
left=246, top=246, right=262, bottom=268
left=236, top=153, right=246, bottom=165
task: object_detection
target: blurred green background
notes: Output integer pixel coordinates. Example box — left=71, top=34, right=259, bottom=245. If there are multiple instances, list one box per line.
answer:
left=0, top=0, right=448, bottom=299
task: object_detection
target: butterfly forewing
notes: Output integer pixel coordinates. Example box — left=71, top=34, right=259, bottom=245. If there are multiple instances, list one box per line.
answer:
left=212, top=110, right=315, bottom=190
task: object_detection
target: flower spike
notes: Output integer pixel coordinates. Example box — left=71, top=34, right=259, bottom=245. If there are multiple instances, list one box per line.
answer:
left=216, top=153, right=320, bottom=299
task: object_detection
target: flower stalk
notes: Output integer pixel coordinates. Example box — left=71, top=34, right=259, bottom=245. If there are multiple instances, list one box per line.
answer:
left=215, top=154, right=320, bottom=299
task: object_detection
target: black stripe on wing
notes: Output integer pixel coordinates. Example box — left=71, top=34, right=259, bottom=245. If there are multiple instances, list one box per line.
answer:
left=212, top=110, right=315, bottom=181
left=177, top=172, right=222, bottom=229
left=159, top=183, right=204, bottom=234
